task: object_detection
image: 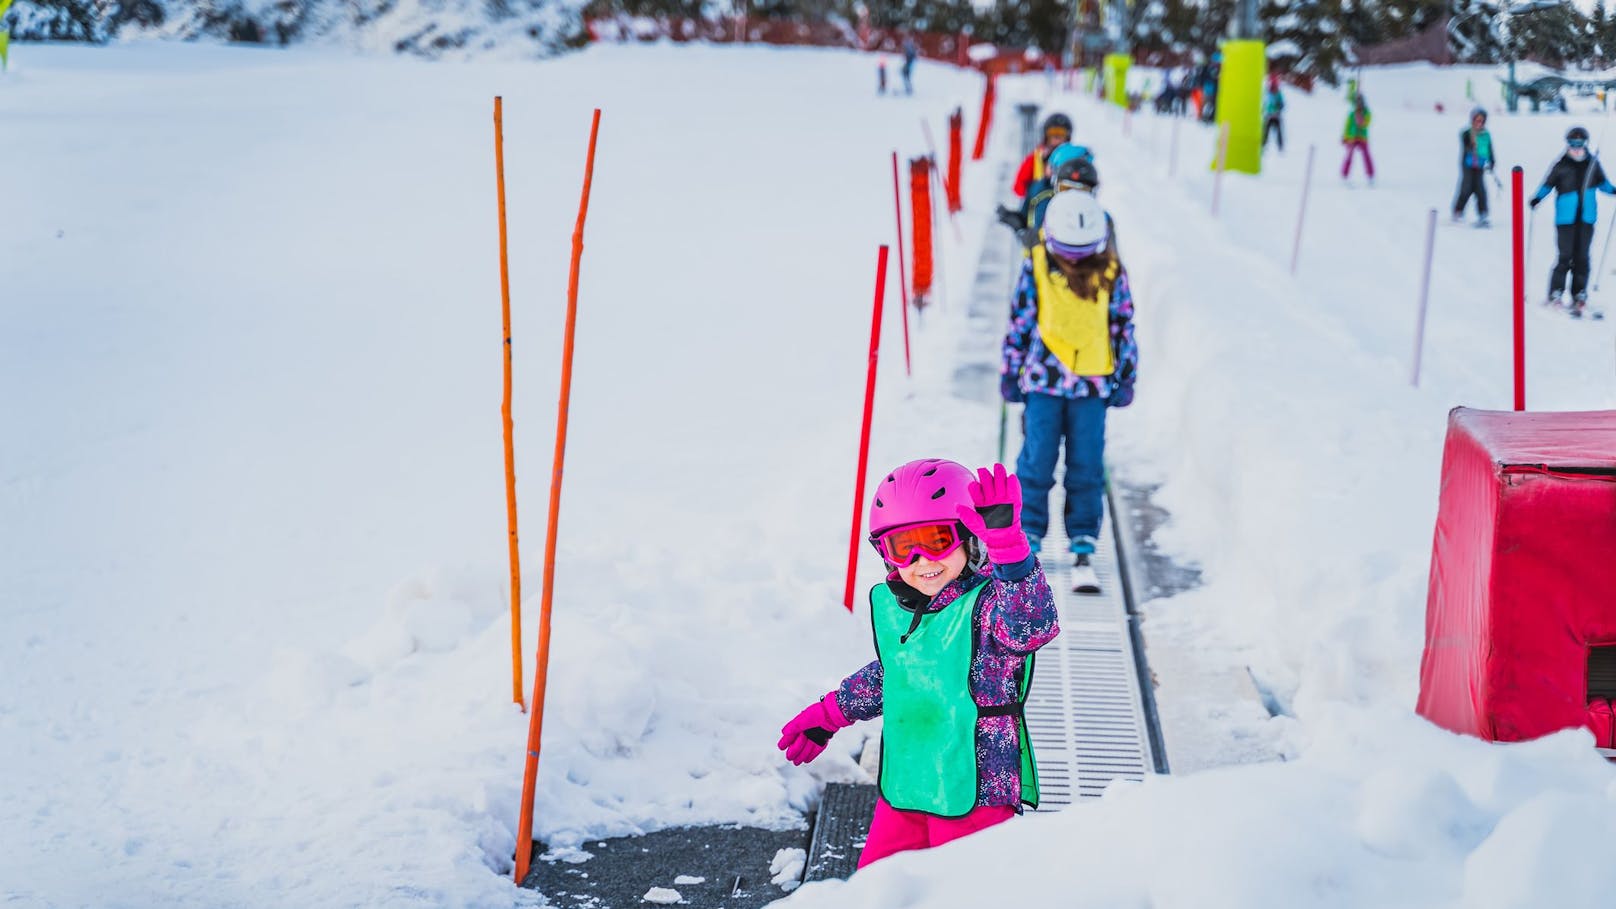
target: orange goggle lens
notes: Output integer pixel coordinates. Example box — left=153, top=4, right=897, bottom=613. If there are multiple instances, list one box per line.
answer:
left=871, top=521, right=965, bottom=566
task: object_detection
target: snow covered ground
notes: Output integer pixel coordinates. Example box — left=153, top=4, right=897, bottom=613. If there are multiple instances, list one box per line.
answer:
left=9, top=41, right=1616, bottom=908
left=2, top=42, right=992, bottom=907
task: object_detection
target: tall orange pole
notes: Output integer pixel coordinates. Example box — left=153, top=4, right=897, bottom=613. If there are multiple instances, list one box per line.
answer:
left=495, top=96, right=525, bottom=711
left=513, top=108, right=602, bottom=885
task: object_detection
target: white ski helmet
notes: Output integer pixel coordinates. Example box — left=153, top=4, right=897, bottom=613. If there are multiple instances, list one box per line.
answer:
left=1043, top=190, right=1108, bottom=260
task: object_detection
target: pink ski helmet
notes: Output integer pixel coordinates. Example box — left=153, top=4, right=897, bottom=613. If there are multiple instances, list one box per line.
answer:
left=869, top=458, right=975, bottom=536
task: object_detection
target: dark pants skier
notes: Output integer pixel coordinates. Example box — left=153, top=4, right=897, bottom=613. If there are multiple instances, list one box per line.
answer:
left=1454, top=168, right=1489, bottom=220
left=1551, top=222, right=1594, bottom=300
left=1262, top=115, right=1284, bottom=152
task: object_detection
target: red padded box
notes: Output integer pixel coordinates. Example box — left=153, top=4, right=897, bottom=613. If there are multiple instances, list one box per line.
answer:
left=1416, top=407, right=1616, bottom=742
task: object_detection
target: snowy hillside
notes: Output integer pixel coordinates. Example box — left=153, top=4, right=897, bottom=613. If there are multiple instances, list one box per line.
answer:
left=9, top=39, right=1616, bottom=908
left=3, top=0, right=583, bottom=56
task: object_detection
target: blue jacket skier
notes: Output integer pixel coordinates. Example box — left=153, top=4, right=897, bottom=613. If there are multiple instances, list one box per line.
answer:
left=1529, top=126, right=1616, bottom=314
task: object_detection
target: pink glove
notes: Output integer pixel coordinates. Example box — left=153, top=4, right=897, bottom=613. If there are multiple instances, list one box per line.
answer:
left=955, top=463, right=1031, bottom=565
left=777, top=692, right=853, bottom=766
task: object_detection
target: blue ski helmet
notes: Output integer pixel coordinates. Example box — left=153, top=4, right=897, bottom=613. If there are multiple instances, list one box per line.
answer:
left=1047, top=143, right=1094, bottom=174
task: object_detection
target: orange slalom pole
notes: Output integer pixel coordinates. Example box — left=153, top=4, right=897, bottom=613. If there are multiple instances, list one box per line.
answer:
left=495, top=97, right=526, bottom=711
left=513, top=108, right=602, bottom=885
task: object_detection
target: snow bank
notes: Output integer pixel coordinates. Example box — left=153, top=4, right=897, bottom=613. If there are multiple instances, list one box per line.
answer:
left=780, top=708, right=1616, bottom=908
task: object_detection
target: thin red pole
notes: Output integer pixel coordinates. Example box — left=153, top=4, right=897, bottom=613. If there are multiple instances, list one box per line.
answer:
left=843, top=246, right=891, bottom=611
left=1512, top=165, right=1526, bottom=411
left=890, top=151, right=912, bottom=376
left=494, top=97, right=525, bottom=711
left=513, top=108, right=602, bottom=885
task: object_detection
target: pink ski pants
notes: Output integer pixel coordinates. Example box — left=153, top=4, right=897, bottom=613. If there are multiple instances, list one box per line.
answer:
left=856, top=797, right=1016, bottom=868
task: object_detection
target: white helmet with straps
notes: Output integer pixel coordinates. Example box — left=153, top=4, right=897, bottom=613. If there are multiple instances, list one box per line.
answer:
left=1043, top=190, right=1108, bottom=259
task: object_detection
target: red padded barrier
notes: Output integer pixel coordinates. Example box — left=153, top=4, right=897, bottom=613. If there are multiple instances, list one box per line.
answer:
left=1417, top=408, right=1616, bottom=743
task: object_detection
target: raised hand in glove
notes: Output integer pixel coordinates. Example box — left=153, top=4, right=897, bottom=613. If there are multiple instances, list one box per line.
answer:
left=996, top=205, right=1026, bottom=231
left=777, top=692, right=852, bottom=766
left=954, top=463, right=1031, bottom=565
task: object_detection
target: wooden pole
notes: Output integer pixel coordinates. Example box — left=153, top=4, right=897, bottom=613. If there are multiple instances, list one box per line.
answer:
left=494, top=97, right=525, bottom=711
left=843, top=246, right=891, bottom=611
left=513, top=108, right=602, bottom=885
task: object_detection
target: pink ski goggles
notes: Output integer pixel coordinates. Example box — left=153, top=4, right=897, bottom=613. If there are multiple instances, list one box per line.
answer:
left=869, top=521, right=968, bottom=566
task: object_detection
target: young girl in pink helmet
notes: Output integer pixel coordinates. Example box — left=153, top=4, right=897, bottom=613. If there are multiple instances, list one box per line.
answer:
left=777, top=459, right=1059, bottom=867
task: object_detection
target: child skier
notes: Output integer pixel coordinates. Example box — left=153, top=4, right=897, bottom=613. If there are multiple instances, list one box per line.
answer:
left=1454, top=107, right=1496, bottom=226
left=1262, top=75, right=1285, bottom=154
left=1011, top=113, right=1072, bottom=200
left=1341, top=95, right=1374, bottom=184
left=1529, top=126, right=1616, bottom=317
left=777, top=460, right=1058, bottom=867
left=1001, top=191, right=1137, bottom=594
left=1018, top=143, right=1095, bottom=231
left=998, top=115, right=1074, bottom=233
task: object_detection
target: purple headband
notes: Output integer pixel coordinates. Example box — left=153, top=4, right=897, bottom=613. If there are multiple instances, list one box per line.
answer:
left=1046, top=235, right=1106, bottom=261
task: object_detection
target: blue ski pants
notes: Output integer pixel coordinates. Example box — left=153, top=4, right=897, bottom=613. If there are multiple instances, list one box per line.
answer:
left=1015, top=392, right=1107, bottom=545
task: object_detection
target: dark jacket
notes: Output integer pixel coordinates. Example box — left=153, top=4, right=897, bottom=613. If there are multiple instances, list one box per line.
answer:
left=1531, top=155, right=1616, bottom=226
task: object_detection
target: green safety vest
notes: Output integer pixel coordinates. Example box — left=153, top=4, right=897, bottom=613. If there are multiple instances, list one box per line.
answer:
left=871, top=582, right=1039, bottom=816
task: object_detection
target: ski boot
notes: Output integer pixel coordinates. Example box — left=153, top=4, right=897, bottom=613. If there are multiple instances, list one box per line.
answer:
left=1070, top=535, right=1101, bottom=594
left=1475, top=216, right=1491, bottom=229
left=1571, top=293, right=1589, bottom=319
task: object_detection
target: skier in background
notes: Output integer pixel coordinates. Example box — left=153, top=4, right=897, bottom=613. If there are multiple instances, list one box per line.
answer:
left=1261, top=75, right=1285, bottom=154
left=1453, top=107, right=1496, bottom=227
left=1200, top=53, right=1221, bottom=121
left=1341, top=94, right=1374, bottom=185
left=778, top=459, right=1057, bottom=867
left=1529, top=126, right=1616, bottom=317
left=996, top=113, right=1073, bottom=231
left=901, top=35, right=918, bottom=95
left=877, top=58, right=888, bottom=96
left=1001, top=191, right=1137, bottom=594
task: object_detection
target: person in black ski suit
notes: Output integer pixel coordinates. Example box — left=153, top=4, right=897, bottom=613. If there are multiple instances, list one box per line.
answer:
left=1454, top=107, right=1496, bottom=226
left=1529, top=126, right=1616, bottom=314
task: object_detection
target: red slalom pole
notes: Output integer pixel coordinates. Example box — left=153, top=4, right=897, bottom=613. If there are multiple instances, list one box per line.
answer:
left=890, top=151, right=912, bottom=376
left=1512, top=165, right=1525, bottom=411
left=843, top=246, right=891, bottom=611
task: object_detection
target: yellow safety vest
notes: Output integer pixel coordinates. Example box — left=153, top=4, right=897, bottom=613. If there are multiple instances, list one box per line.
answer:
left=1031, top=243, right=1116, bottom=377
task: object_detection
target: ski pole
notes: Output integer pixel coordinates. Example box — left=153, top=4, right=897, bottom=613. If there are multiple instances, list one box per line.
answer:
left=1595, top=203, right=1616, bottom=292
left=1526, top=204, right=1536, bottom=273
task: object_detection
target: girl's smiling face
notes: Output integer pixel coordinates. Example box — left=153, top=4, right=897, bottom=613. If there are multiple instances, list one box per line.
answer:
left=897, top=549, right=968, bottom=597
